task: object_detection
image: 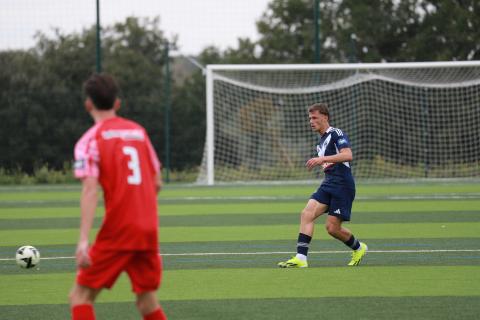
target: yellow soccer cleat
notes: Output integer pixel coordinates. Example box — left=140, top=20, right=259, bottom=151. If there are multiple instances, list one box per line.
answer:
left=278, top=256, right=308, bottom=268
left=348, top=242, right=368, bottom=266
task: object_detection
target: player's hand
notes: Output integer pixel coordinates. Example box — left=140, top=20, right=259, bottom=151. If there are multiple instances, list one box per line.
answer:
left=306, top=157, right=325, bottom=171
left=75, top=240, right=91, bottom=269
left=155, top=172, right=162, bottom=193
left=156, top=180, right=163, bottom=193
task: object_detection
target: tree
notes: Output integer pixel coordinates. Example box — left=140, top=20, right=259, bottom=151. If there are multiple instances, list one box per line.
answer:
left=0, top=50, right=45, bottom=172
left=411, top=1, right=480, bottom=61
left=2, top=1, right=479, bottom=176
left=101, top=17, right=174, bottom=163
left=252, top=0, right=480, bottom=63
left=169, top=47, right=227, bottom=170
left=0, top=17, right=176, bottom=174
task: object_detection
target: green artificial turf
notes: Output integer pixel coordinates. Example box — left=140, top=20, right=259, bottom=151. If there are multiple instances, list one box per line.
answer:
left=0, top=182, right=479, bottom=320
left=1, top=222, right=479, bottom=246
left=1, top=266, right=479, bottom=306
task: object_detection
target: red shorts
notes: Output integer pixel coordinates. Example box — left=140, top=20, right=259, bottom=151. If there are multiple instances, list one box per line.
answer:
left=77, top=248, right=162, bottom=293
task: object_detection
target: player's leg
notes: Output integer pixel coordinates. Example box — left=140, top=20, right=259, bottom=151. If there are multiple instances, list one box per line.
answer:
left=278, top=199, right=327, bottom=268
left=70, top=249, right=129, bottom=320
left=69, top=284, right=101, bottom=320
left=326, top=189, right=367, bottom=266
left=325, top=216, right=367, bottom=265
left=136, top=291, right=167, bottom=320
left=299, top=198, right=328, bottom=236
left=127, top=251, right=167, bottom=319
left=325, top=215, right=352, bottom=241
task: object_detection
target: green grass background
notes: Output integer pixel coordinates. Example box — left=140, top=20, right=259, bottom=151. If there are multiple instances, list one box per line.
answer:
left=1, top=181, right=480, bottom=319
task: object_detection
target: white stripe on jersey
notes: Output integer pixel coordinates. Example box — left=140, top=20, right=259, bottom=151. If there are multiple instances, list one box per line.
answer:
left=317, top=134, right=331, bottom=156
left=326, top=127, right=343, bottom=136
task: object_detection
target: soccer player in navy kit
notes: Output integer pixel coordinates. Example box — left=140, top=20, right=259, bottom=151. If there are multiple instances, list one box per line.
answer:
left=278, top=103, right=367, bottom=268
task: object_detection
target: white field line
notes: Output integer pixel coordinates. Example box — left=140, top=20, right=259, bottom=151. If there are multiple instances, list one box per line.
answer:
left=1, top=249, right=480, bottom=262
left=1, top=193, right=479, bottom=205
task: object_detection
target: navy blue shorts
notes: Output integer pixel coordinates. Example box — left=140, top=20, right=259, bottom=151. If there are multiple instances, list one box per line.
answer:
left=310, top=183, right=356, bottom=221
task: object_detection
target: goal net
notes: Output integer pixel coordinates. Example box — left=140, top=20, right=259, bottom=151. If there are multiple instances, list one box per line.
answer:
left=197, top=62, right=480, bottom=185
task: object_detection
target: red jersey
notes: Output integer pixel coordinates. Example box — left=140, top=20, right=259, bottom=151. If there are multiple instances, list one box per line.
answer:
left=74, top=117, right=161, bottom=251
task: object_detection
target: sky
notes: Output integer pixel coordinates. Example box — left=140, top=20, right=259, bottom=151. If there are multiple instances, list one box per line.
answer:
left=0, top=0, right=272, bottom=55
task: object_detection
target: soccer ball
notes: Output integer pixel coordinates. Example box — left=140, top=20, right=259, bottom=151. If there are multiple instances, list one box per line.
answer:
left=15, top=245, right=40, bottom=269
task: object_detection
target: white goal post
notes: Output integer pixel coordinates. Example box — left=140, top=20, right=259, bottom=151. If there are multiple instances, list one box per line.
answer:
left=198, top=61, right=480, bottom=185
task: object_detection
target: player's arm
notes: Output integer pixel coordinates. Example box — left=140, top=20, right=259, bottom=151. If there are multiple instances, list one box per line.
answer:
left=145, top=131, right=162, bottom=194
left=321, top=147, right=353, bottom=164
left=306, top=148, right=352, bottom=170
left=76, top=176, right=99, bottom=268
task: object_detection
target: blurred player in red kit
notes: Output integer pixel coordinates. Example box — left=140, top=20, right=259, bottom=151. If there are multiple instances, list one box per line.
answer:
left=69, top=73, right=167, bottom=320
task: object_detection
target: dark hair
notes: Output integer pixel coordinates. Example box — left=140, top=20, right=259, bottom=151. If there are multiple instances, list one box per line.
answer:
left=308, top=103, right=329, bottom=119
left=83, top=73, right=119, bottom=110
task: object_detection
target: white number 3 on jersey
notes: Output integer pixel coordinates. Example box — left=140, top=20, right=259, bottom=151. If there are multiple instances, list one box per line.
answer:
left=122, top=146, right=142, bottom=185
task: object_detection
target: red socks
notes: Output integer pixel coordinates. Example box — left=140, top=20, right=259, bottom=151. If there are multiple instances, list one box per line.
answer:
left=71, top=304, right=95, bottom=320
left=144, top=308, right=167, bottom=320
left=72, top=304, right=165, bottom=320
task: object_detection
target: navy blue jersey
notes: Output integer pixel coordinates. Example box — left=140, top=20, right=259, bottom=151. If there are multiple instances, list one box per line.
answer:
left=316, top=127, right=354, bottom=187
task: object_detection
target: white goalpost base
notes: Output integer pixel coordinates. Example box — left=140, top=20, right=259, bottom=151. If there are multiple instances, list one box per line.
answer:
left=198, top=61, right=480, bottom=185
